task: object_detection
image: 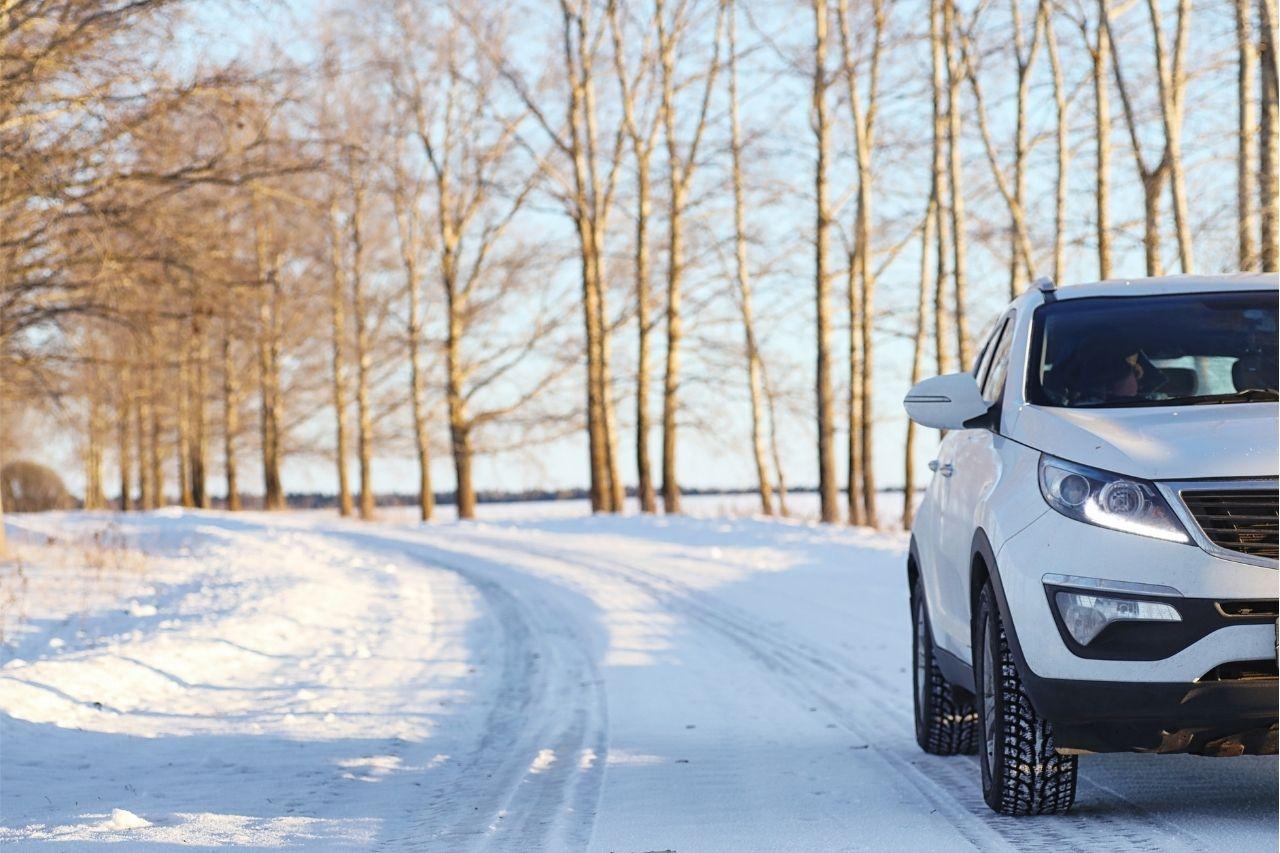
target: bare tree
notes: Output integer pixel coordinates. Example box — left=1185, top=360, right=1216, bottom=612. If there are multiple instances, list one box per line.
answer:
left=1261, top=0, right=1279, bottom=270
left=221, top=312, right=242, bottom=511
left=959, top=2, right=1042, bottom=293
left=656, top=0, right=725, bottom=515
left=118, top=366, right=134, bottom=511
left=904, top=199, right=936, bottom=531
left=609, top=0, right=662, bottom=514
left=931, top=0, right=955, bottom=376
left=726, top=0, right=774, bottom=516
left=1238, top=0, right=1259, bottom=270
left=252, top=190, right=286, bottom=510
left=813, top=0, right=839, bottom=524
left=1146, top=0, right=1194, bottom=272
left=390, top=140, right=435, bottom=523
left=344, top=146, right=376, bottom=521
left=477, top=0, right=625, bottom=512
left=943, top=0, right=973, bottom=369
left=1105, top=0, right=1192, bottom=275
left=326, top=192, right=356, bottom=516
left=837, top=0, right=885, bottom=528
left=392, top=2, right=541, bottom=520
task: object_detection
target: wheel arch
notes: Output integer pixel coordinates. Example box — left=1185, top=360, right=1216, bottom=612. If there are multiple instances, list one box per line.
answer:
left=969, top=527, right=1051, bottom=718
left=907, top=535, right=921, bottom=591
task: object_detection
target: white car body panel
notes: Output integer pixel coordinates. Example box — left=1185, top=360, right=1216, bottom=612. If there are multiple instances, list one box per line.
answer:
left=1012, top=404, right=1279, bottom=480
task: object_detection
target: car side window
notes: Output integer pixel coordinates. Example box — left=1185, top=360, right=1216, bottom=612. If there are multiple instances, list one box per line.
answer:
left=981, top=314, right=1016, bottom=404
left=971, top=321, right=1000, bottom=380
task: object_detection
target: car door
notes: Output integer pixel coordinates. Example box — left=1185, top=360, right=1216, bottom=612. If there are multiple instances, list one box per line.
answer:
left=915, top=325, right=999, bottom=652
left=932, top=312, right=1015, bottom=660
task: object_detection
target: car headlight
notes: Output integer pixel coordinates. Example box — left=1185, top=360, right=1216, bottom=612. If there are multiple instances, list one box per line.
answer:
left=1037, top=454, right=1190, bottom=543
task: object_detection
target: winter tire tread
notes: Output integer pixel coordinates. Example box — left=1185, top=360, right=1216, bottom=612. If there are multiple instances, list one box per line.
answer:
left=912, top=582, right=978, bottom=756
left=977, top=583, right=1078, bottom=816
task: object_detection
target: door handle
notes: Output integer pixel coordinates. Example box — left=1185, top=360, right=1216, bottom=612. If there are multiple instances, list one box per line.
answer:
left=929, top=460, right=954, bottom=477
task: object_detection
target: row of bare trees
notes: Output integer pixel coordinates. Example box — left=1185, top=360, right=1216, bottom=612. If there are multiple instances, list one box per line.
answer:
left=3, top=0, right=1276, bottom=550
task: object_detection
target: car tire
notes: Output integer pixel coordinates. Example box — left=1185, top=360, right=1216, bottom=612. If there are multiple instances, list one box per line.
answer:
left=911, top=580, right=977, bottom=755
left=974, top=581, right=1077, bottom=815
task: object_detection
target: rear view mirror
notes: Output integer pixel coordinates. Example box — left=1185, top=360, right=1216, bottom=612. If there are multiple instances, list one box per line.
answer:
left=903, top=372, right=990, bottom=430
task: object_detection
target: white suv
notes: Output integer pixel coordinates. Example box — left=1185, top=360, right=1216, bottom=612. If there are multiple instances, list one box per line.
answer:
left=903, top=273, right=1278, bottom=816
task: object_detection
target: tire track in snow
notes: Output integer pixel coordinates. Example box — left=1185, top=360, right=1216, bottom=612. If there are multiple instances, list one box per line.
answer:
left=450, top=531, right=1204, bottom=853
left=324, top=532, right=608, bottom=853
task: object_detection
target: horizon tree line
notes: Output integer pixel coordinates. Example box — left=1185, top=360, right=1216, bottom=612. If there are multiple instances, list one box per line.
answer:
left=2, top=0, right=1276, bottom=553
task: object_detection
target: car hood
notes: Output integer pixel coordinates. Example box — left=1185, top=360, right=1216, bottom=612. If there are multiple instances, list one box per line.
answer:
left=1011, top=403, right=1279, bottom=480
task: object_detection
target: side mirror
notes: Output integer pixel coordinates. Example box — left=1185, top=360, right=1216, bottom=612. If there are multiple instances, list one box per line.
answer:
left=903, top=372, right=991, bottom=430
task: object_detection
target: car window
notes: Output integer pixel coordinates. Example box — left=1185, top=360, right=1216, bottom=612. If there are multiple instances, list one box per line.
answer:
left=1029, top=290, right=1278, bottom=408
left=971, top=320, right=1001, bottom=381
left=980, top=315, right=1015, bottom=404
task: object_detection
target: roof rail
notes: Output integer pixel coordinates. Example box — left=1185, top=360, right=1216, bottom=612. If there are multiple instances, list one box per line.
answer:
left=1032, top=275, right=1057, bottom=303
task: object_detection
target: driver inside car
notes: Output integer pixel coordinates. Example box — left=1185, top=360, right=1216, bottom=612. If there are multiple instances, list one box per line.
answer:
left=1061, top=345, right=1163, bottom=405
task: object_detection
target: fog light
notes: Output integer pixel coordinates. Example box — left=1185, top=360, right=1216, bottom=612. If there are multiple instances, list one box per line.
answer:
left=1054, top=591, right=1181, bottom=645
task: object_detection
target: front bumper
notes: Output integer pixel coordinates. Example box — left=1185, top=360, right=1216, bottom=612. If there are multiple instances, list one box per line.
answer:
left=993, top=509, right=1278, bottom=752
left=1024, top=675, right=1278, bottom=755
left=996, top=509, right=1278, bottom=682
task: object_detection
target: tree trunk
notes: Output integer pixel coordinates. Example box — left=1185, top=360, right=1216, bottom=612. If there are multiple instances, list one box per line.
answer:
left=1094, top=13, right=1113, bottom=280
left=1238, top=0, right=1259, bottom=270
left=634, top=153, right=657, bottom=514
left=931, top=0, right=954, bottom=377
left=349, top=176, right=374, bottom=521
left=609, top=0, right=658, bottom=515
left=905, top=200, right=936, bottom=531
left=445, top=278, right=476, bottom=520
left=136, top=377, right=151, bottom=509
left=659, top=181, right=683, bottom=516
left=658, top=2, right=684, bottom=516
left=147, top=361, right=162, bottom=508
left=858, top=229, right=878, bottom=529
left=393, top=186, right=433, bottom=523
left=1143, top=170, right=1168, bottom=276
left=846, top=251, right=865, bottom=527
left=1009, top=0, right=1046, bottom=299
left=813, top=0, right=838, bottom=524
left=407, top=285, right=433, bottom=524
left=762, top=364, right=789, bottom=517
left=255, top=227, right=285, bottom=511
left=595, top=232, right=624, bottom=514
left=844, top=239, right=865, bottom=525
left=559, top=4, right=610, bottom=514
left=578, top=211, right=608, bottom=513
left=728, top=2, right=774, bottom=516
left=843, top=0, right=884, bottom=530
left=943, top=0, right=972, bottom=369
left=221, top=324, right=241, bottom=511
left=1146, top=0, right=1193, bottom=273
left=177, top=345, right=193, bottom=508
left=85, top=382, right=106, bottom=510
left=327, top=200, right=354, bottom=517
left=1260, top=0, right=1279, bottom=270
left=118, top=367, right=133, bottom=511
left=1047, top=11, right=1068, bottom=282
left=190, top=319, right=208, bottom=509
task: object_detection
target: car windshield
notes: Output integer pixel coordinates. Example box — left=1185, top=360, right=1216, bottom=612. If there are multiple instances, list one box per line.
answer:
left=1028, top=290, right=1279, bottom=408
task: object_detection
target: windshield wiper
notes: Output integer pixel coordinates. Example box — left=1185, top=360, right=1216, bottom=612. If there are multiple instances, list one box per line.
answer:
left=1077, top=388, right=1280, bottom=408
left=1166, top=388, right=1279, bottom=405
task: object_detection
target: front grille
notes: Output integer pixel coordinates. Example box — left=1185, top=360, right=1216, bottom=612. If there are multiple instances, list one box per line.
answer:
left=1181, top=488, right=1279, bottom=560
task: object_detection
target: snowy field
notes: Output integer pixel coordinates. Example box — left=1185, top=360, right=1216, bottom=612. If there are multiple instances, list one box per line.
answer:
left=1, top=498, right=1276, bottom=851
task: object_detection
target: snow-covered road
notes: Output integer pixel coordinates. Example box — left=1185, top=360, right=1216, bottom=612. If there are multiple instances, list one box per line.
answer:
left=2, top=506, right=1275, bottom=851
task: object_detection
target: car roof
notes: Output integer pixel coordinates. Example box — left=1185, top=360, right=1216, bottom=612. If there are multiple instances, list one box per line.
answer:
left=1009, top=272, right=1278, bottom=312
